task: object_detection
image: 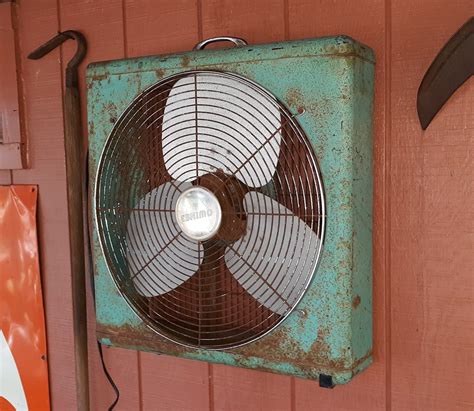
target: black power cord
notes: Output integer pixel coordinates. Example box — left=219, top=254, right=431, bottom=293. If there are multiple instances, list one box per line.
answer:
left=83, top=150, right=120, bottom=410
left=97, top=342, right=120, bottom=410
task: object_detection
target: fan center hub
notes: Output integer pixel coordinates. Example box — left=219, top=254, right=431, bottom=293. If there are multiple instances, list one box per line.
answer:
left=175, top=186, right=222, bottom=241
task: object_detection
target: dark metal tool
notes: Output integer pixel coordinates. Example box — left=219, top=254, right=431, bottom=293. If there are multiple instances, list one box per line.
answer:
left=28, top=31, right=89, bottom=411
left=417, top=17, right=473, bottom=130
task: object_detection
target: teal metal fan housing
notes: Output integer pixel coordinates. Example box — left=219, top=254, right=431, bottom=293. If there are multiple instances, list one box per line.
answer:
left=87, top=35, right=374, bottom=385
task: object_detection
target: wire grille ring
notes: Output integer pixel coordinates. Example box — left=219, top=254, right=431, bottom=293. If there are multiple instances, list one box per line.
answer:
left=95, top=70, right=325, bottom=349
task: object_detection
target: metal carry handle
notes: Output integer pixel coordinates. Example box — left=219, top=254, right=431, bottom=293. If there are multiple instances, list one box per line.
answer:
left=193, top=36, right=248, bottom=50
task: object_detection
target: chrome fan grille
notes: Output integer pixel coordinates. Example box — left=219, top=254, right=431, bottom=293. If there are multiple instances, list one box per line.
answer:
left=95, top=71, right=325, bottom=349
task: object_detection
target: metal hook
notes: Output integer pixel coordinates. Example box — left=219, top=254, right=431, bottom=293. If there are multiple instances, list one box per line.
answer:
left=28, top=30, right=87, bottom=88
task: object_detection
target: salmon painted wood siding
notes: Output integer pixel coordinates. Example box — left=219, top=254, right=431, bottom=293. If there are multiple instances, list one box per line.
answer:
left=5, top=0, right=473, bottom=409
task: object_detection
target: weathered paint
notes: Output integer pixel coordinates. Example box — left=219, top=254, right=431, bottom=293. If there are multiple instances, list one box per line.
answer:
left=87, top=35, right=375, bottom=385
left=0, top=186, right=50, bottom=410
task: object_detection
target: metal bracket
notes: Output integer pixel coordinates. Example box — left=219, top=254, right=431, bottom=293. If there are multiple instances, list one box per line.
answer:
left=28, top=31, right=87, bottom=88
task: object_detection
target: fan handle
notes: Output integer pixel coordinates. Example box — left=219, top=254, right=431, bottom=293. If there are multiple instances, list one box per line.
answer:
left=193, top=36, right=248, bottom=50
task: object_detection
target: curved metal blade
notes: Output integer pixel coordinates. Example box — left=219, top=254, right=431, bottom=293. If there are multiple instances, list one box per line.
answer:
left=224, top=192, right=320, bottom=315
left=161, top=73, right=282, bottom=186
left=417, top=17, right=474, bottom=130
left=149, top=239, right=280, bottom=346
left=126, top=181, right=203, bottom=297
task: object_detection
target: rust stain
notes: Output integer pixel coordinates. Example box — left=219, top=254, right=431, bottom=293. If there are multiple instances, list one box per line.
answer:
left=352, top=295, right=361, bottom=309
left=155, top=68, right=166, bottom=78
left=181, top=55, right=191, bottom=68
left=103, top=102, right=117, bottom=124
left=285, top=88, right=304, bottom=109
left=97, top=321, right=368, bottom=378
left=97, top=323, right=191, bottom=356
left=88, top=121, right=95, bottom=136
left=91, top=73, right=108, bottom=82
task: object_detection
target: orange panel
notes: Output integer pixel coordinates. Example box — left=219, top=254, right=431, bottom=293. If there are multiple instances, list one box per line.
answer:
left=0, top=185, right=50, bottom=410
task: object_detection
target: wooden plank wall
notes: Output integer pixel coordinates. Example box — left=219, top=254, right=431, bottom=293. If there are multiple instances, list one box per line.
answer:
left=6, top=0, right=473, bottom=409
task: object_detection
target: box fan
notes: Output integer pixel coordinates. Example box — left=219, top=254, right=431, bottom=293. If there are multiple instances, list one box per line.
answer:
left=87, top=35, right=374, bottom=386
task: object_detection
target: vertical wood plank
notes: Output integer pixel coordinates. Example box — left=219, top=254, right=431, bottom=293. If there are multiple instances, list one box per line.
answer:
left=390, top=1, right=474, bottom=409
left=58, top=1, right=141, bottom=410
left=201, top=0, right=285, bottom=44
left=126, top=0, right=199, bottom=57
left=12, top=1, right=76, bottom=409
left=59, top=0, right=126, bottom=135
left=288, top=0, right=387, bottom=409
left=140, top=354, right=210, bottom=411
left=0, top=2, right=23, bottom=169
left=124, top=2, right=210, bottom=410
left=212, top=365, right=292, bottom=411
left=200, top=1, right=293, bottom=410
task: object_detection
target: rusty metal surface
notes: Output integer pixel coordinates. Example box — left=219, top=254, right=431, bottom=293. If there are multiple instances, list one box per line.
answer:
left=87, top=36, right=375, bottom=384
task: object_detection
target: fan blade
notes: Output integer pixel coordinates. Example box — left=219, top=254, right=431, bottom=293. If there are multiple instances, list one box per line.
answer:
left=224, top=192, right=321, bottom=315
left=162, top=73, right=282, bottom=187
left=148, top=240, right=280, bottom=347
left=126, top=181, right=204, bottom=297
